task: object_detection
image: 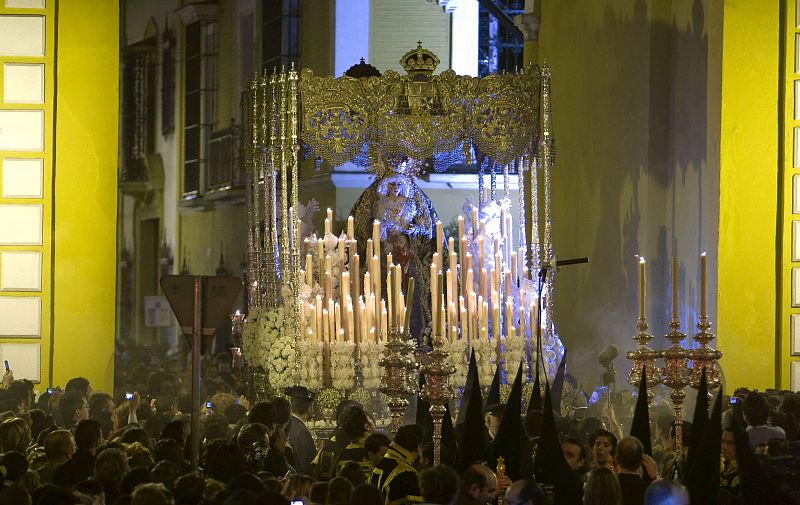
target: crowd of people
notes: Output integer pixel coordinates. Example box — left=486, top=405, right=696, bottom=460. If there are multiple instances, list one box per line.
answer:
left=0, top=343, right=794, bottom=504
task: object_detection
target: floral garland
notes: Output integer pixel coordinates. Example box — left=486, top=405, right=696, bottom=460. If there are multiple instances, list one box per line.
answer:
left=445, top=339, right=469, bottom=387
left=299, top=341, right=324, bottom=391
left=243, top=307, right=279, bottom=370
left=329, top=341, right=356, bottom=391
left=502, top=335, right=526, bottom=379
left=267, top=332, right=295, bottom=390
left=360, top=341, right=386, bottom=389
left=242, top=306, right=296, bottom=389
left=470, top=338, right=497, bottom=388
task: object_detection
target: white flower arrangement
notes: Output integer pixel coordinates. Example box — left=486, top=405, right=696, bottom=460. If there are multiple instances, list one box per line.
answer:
left=360, top=340, right=386, bottom=389
left=329, top=341, right=356, bottom=391
left=445, top=339, right=469, bottom=387
left=242, top=307, right=272, bottom=370
left=242, top=306, right=297, bottom=389
left=502, top=334, right=526, bottom=379
left=470, top=338, right=498, bottom=387
left=267, top=331, right=295, bottom=390
left=299, top=341, right=324, bottom=390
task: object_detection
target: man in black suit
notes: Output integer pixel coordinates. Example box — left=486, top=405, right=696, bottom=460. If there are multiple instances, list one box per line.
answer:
left=54, top=419, right=102, bottom=487
left=615, top=436, right=649, bottom=505
left=286, top=385, right=316, bottom=475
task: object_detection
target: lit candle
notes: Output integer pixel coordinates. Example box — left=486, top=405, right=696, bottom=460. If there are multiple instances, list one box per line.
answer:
left=436, top=220, right=443, bottom=262
left=701, top=252, right=707, bottom=317
left=372, top=221, right=381, bottom=258
left=341, top=271, right=350, bottom=308
left=317, top=240, right=325, bottom=287
left=368, top=293, right=376, bottom=340
left=380, top=300, right=388, bottom=339
left=460, top=236, right=468, bottom=289
left=337, top=235, right=345, bottom=275
left=477, top=236, right=485, bottom=274
left=480, top=267, right=488, bottom=303
left=440, top=294, right=447, bottom=339
left=639, top=256, right=646, bottom=319
left=492, top=302, right=500, bottom=341
left=352, top=254, right=360, bottom=330
left=322, top=308, right=330, bottom=343
left=325, top=270, right=333, bottom=302
left=346, top=304, right=354, bottom=342
left=347, top=215, right=354, bottom=240
left=431, top=263, right=438, bottom=334
left=394, top=265, right=403, bottom=328
left=404, top=277, right=415, bottom=331
left=672, top=256, right=679, bottom=319
left=471, top=207, right=479, bottom=239
left=512, top=250, right=519, bottom=283
left=446, top=268, right=454, bottom=317
left=328, top=299, right=335, bottom=341
left=386, top=265, right=394, bottom=329
left=305, top=254, right=313, bottom=287
left=373, top=255, right=381, bottom=324
left=316, top=295, right=323, bottom=343
left=327, top=208, right=334, bottom=231
left=505, top=299, right=513, bottom=340
left=334, top=303, right=341, bottom=342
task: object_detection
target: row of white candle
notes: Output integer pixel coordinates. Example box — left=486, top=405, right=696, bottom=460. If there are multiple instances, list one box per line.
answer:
left=297, top=205, right=544, bottom=346
left=299, top=210, right=410, bottom=344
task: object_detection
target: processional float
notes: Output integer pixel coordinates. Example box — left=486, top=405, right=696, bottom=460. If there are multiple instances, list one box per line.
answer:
left=239, top=44, right=564, bottom=460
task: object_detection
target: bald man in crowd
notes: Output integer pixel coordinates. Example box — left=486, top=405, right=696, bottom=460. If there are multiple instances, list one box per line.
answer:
left=616, top=436, right=649, bottom=505
left=504, top=479, right=546, bottom=505
left=457, top=464, right=499, bottom=505
left=37, top=430, right=76, bottom=485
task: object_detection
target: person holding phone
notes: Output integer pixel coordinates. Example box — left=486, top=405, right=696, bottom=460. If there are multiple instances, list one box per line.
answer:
left=1, top=360, right=13, bottom=390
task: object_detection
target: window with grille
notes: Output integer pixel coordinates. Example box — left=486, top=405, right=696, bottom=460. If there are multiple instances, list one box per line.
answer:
left=478, top=0, right=524, bottom=77
left=262, top=0, right=301, bottom=71
left=182, top=21, right=217, bottom=198
left=121, top=39, right=157, bottom=182
left=162, top=22, right=176, bottom=137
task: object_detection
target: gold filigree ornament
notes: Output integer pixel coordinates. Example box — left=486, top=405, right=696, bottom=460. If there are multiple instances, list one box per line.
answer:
left=299, top=70, right=374, bottom=167
left=298, top=44, right=543, bottom=169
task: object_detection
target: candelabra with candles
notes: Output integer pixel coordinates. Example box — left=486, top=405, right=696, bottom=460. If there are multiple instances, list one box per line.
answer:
left=230, top=310, right=245, bottom=370
left=627, top=255, right=722, bottom=452
left=421, top=292, right=455, bottom=465
left=688, top=253, right=722, bottom=390
left=626, top=258, right=661, bottom=401
left=380, top=324, right=418, bottom=432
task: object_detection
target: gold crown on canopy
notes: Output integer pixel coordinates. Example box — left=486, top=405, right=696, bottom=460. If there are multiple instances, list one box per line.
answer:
left=400, top=41, right=440, bottom=80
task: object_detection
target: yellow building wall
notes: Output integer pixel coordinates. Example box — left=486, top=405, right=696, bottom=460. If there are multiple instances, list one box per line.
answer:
left=51, top=0, right=119, bottom=392
left=537, top=0, right=725, bottom=390
left=0, top=2, right=55, bottom=392
left=0, top=1, right=118, bottom=392
left=780, top=0, right=800, bottom=390
left=717, top=0, right=780, bottom=389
